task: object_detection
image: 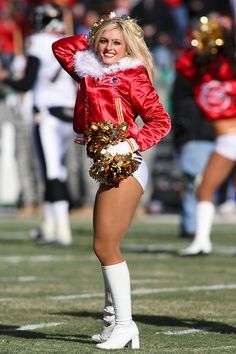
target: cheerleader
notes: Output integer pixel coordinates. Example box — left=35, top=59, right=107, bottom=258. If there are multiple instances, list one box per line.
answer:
left=53, top=12, right=171, bottom=349
left=177, top=14, right=236, bottom=255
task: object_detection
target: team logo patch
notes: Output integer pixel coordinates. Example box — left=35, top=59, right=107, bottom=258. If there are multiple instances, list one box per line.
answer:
left=109, top=76, right=119, bottom=84
left=199, top=80, right=232, bottom=113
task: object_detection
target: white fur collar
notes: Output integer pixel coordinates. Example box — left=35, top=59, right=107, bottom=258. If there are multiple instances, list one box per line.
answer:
left=74, top=49, right=143, bottom=79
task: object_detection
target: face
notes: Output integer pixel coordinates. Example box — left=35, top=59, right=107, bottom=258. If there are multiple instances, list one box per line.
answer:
left=97, top=28, right=126, bottom=65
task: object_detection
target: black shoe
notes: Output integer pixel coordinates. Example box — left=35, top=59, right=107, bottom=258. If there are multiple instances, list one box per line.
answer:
left=36, top=237, right=57, bottom=245
left=179, top=231, right=194, bottom=239
left=29, top=228, right=42, bottom=240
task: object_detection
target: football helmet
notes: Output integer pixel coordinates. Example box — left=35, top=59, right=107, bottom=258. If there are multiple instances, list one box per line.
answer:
left=32, top=4, right=64, bottom=32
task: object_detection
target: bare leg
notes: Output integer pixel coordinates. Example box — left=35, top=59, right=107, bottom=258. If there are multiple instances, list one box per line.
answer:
left=93, top=175, right=143, bottom=265
left=180, top=152, right=235, bottom=256
left=93, top=176, right=142, bottom=349
left=198, top=151, right=235, bottom=201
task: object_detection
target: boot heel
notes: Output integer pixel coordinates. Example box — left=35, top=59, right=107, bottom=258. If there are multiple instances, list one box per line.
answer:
left=127, top=335, right=140, bottom=349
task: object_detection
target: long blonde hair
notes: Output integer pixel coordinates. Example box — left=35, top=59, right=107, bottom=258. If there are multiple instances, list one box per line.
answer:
left=89, top=16, right=155, bottom=83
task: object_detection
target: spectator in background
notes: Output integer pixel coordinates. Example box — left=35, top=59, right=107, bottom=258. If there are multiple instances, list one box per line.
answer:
left=75, top=9, right=99, bottom=35
left=71, top=1, right=87, bottom=34
left=187, top=0, right=232, bottom=22
left=0, top=5, right=23, bottom=68
left=177, top=14, right=236, bottom=255
left=112, top=0, right=132, bottom=16
left=163, top=0, right=189, bottom=47
left=131, top=0, right=175, bottom=77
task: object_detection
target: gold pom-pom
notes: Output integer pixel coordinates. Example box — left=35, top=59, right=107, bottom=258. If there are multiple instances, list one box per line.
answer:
left=84, top=121, right=140, bottom=187
left=84, top=121, right=129, bottom=159
left=89, top=152, right=139, bottom=187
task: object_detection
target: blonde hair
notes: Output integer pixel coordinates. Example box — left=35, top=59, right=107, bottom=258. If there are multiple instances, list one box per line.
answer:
left=89, top=17, right=155, bottom=83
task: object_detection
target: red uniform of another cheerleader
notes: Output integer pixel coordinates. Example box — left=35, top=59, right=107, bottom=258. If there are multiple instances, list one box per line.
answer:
left=176, top=48, right=236, bottom=122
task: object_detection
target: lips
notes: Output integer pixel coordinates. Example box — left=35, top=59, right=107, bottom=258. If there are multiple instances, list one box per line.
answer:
left=104, top=52, right=115, bottom=57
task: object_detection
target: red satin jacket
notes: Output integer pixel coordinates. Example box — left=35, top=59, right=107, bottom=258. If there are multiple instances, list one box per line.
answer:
left=176, top=49, right=236, bottom=121
left=52, top=34, right=171, bottom=151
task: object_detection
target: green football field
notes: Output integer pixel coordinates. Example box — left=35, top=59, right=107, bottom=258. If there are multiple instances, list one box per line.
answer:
left=0, top=213, right=236, bottom=353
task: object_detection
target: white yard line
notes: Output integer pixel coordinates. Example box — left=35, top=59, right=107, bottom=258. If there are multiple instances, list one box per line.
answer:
left=49, top=292, right=104, bottom=300
left=132, top=283, right=236, bottom=295
left=1, top=283, right=235, bottom=302
left=144, top=213, right=236, bottom=224
left=0, top=254, right=96, bottom=264
left=0, top=322, right=62, bottom=332
left=131, top=278, right=157, bottom=284
left=0, top=232, right=28, bottom=240
left=49, top=283, right=236, bottom=301
left=0, top=297, right=15, bottom=302
left=156, top=328, right=208, bottom=335
left=122, top=244, right=236, bottom=255
left=0, top=244, right=235, bottom=265
left=0, top=255, right=72, bottom=264
left=17, top=322, right=62, bottom=331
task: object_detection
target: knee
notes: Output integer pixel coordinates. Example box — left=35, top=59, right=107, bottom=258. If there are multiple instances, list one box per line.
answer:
left=93, top=238, right=119, bottom=263
left=197, top=185, right=213, bottom=202
left=93, top=239, right=107, bottom=260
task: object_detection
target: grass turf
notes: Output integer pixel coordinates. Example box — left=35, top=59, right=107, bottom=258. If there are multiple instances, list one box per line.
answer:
left=0, top=214, right=235, bottom=353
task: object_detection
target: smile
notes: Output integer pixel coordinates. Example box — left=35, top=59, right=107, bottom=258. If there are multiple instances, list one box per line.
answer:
left=104, top=52, right=115, bottom=57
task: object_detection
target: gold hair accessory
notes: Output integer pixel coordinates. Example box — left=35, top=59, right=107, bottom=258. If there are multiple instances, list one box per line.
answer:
left=191, top=16, right=224, bottom=55
left=88, top=12, right=143, bottom=41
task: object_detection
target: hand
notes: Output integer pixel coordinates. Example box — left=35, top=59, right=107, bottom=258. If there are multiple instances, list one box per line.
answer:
left=101, top=139, right=139, bottom=156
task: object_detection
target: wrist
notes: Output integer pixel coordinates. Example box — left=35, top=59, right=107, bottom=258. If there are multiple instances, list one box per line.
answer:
left=126, top=138, right=139, bottom=152
left=74, top=133, right=85, bottom=145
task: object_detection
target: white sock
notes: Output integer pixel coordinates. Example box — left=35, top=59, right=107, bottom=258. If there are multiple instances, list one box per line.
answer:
left=53, top=201, right=69, bottom=221
left=43, top=202, right=54, bottom=219
left=53, top=201, right=72, bottom=244
left=102, top=268, right=115, bottom=326
left=194, top=201, right=215, bottom=246
left=102, top=261, right=132, bottom=326
left=41, top=202, right=55, bottom=241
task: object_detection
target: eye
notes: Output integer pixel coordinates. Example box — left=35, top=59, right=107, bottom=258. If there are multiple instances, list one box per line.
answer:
left=99, top=38, right=107, bottom=44
left=114, top=41, right=121, bottom=45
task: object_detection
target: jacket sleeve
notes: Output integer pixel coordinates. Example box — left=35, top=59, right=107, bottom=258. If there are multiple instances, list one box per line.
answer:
left=130, top=70, right=171, bottom=151
left=52, top=34, right=88, bottom=82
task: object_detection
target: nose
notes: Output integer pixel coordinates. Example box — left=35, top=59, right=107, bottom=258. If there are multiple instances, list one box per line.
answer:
left=105, top=41, right=114, bottom=51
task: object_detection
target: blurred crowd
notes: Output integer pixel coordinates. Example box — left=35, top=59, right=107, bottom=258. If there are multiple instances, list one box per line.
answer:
left=0, top=0, right=235, bottom=226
